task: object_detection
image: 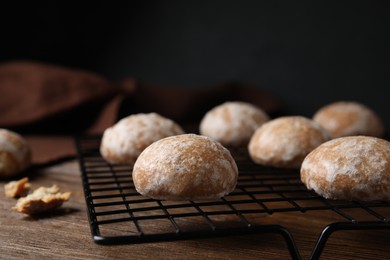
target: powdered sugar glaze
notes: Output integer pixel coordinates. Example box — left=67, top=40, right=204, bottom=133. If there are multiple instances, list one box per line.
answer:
left=100, top=113, right=184, bottom=165
left=132, top=134, right=238, bottom=200
left=301, top=136, right=390, bottom=201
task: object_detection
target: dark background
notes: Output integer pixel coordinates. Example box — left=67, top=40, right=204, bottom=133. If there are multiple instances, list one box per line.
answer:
left=1, top=1, right=389, bottom=125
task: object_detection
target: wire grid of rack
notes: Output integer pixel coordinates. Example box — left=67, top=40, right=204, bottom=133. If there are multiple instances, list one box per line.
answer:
left=75, top=135, right=390, bottom=260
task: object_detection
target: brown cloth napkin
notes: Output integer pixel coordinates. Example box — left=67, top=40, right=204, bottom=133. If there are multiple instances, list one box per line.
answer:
left=0, top=61, right=282, bottom=166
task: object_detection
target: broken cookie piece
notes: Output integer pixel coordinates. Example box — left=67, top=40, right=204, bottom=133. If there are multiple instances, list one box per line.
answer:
left=12, top=185, right=71, bottom=215
left=4, top=177, right=31, bottom=198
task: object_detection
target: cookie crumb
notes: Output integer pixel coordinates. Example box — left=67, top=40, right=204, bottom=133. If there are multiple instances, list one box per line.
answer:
left=12, top=185, right=71, bottom=215
left=4, top=177, right=30, bottom=198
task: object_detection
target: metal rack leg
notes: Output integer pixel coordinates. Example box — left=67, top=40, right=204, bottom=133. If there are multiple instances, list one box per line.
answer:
left=309, top=222, right=390, bottom=260
left=271, top=225, right=302, bottom=260
left=309, top=224, right=336, bottom=260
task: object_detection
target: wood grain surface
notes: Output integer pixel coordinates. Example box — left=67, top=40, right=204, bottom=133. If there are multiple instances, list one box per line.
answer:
left=1, top=159, right=389, bottom=260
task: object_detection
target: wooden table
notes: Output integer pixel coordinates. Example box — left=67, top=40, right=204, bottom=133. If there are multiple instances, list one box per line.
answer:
left=1, top=155, right=389, bottom=260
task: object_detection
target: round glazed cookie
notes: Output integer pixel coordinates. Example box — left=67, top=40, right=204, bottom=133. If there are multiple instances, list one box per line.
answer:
left=132, top=134, right=238, bottom=200
left=0, top=129, right=31, bottom=178
left=301, top=136, right=390, bottom=201
left=248, top=116, right=331, bottom=168
left=100, top=113, right=184, bottom=165
left=199, top=101, right=269, bottom=146
left=313, top=101, right=384, bottom=138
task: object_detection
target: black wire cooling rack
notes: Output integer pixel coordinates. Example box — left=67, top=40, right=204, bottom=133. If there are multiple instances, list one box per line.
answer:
left=75, top=136, right=390, bottom=260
